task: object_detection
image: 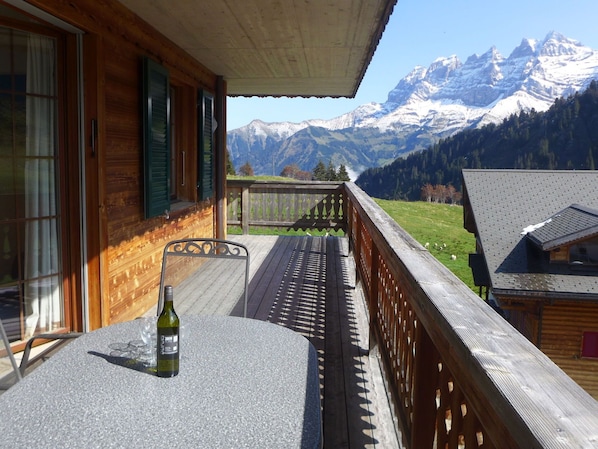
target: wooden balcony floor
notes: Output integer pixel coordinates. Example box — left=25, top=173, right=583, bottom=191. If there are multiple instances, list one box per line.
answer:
left=230, top=235, right=403, bottom=449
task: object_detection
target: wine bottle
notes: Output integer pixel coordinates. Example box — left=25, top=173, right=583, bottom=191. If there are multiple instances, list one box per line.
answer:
left=157, top=285, right=179, bottom=377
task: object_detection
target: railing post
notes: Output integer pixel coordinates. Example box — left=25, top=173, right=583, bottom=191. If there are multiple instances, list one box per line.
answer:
left=411, top=319, right=438, bottom=449
left=369, top=243, right=379, bottom=354
left=241, top=184, right=250, bottom=235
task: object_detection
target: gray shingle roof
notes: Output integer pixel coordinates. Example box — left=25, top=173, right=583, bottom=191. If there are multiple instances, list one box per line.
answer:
left=462, top=169, right=598, bottom=300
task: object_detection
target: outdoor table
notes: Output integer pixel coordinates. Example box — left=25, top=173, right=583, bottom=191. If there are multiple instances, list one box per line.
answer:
left=0, top=315, right=322, bottom=448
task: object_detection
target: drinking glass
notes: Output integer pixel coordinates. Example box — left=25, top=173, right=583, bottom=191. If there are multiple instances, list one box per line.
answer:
left=140, top=316, right=157, bottom=366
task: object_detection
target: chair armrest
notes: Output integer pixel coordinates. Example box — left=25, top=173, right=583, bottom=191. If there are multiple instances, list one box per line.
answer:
left=19, top=333, right=83, bottom=376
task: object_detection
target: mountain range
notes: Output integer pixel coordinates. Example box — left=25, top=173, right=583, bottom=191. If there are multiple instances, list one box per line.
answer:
left=227, top=32, right=598, bottom=178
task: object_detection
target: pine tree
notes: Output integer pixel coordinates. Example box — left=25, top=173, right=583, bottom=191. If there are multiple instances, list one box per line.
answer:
left=312, top=161, right=327, bottom=181
left=337, top=164, right=350, bottom=181
left=326, top=161, right=337, bottom=181
left=226, top=150, right=236, bottom=175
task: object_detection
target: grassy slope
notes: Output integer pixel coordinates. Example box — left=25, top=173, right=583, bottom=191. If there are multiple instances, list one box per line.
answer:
left=374, top=199, right=477, bottom=292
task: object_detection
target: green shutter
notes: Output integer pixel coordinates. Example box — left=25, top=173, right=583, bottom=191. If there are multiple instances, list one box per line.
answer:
left=198, top=90, right=214, bottom=200
left=142, top=57, right=170, bottom=218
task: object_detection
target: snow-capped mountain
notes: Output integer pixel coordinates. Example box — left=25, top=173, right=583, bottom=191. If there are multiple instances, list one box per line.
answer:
left=227, top=32, right=598, bottom=177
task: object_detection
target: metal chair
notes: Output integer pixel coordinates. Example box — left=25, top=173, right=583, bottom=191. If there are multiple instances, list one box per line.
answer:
left=157, top=239, right=250, bottom=318
left=0, top=319, right=22, bottom=389
left=1, top=316, right=83, bottom=387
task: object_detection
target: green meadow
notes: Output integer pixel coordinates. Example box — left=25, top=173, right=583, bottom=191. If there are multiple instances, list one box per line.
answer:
left=375, top=199, right=477, bottom=292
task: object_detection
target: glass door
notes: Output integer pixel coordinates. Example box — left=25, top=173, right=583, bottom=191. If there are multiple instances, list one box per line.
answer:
left=0, top=24, right=64, bottom=342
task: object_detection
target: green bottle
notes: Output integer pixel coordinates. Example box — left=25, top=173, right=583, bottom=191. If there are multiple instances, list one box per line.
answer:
left=157, top=285, right=179, bottom=377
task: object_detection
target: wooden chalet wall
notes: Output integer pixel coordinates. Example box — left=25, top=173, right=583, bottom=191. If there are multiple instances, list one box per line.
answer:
left=28, top=0, right=219, bottom=327
left=541, top=301, right=598, bottom=399
left=500, top=296, right=598, bottom=400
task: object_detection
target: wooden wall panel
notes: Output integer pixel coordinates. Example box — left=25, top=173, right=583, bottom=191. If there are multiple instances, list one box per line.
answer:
left=541, top=302, right=598, bottom=399
left=107, top=208, right=214, bottom=324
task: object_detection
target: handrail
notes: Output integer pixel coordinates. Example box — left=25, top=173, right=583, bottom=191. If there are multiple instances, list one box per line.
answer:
left=225, top=179, right=598, bottom=448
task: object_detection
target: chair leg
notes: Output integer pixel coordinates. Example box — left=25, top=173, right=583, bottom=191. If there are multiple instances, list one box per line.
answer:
left=0, top=321, right=22, bottom=382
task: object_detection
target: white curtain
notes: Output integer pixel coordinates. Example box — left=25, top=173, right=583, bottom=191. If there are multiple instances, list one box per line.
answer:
left=23, top=34, right=61, bottom=337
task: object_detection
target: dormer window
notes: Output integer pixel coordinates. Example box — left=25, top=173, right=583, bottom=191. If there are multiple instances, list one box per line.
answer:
left=524, top=204, right=598, bottom=267
left=570, top=237, right=598, bottom=265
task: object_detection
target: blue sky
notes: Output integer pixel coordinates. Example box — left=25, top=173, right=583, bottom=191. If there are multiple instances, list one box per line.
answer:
left=227, top=0, right=598, bottom=130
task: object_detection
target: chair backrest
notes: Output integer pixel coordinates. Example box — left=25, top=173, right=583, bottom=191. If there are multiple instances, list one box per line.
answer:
left=0, top=319, right=22, bottom=389
left=157, top=239, right=250, bottom=318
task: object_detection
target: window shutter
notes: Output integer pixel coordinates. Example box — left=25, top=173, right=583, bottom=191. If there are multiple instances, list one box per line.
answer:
left=198, top=90, right=214, bottom=200
left=142, top=57, right=170, bottom=218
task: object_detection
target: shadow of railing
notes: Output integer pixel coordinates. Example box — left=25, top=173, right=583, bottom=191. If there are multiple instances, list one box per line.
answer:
left=245, top=235, right=380, bottom=447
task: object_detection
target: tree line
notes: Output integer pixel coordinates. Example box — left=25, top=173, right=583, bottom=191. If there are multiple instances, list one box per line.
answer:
left=230, top=158, right=350, bottom=182
left=356, top=80, right=598, bottom=200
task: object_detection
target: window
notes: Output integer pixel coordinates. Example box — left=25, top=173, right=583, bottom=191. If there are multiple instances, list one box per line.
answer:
left=169, top=84, right=196, bottom=205
left=581, top=331, right=598, bottom=359
left=143, top=58, right=214, bottom=217
left=570, top=237, right=598, bottom=265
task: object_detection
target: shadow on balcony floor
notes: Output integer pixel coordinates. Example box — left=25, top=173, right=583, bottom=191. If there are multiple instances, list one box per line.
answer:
left=237, top=235, right=403, bottom=449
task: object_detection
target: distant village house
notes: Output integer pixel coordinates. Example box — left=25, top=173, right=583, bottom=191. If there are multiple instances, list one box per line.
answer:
left=462, top=169, right=598, bottom=399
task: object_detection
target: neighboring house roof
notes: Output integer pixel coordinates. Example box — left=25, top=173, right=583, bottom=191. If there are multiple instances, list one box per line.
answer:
left=526, top=204, right=598, bottom=251
left=118, top=0, right=397, bottom=97
left=462, top=169, right=598, bottom=301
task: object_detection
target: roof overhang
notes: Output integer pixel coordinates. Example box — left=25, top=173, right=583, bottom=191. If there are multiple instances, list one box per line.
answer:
left=117, top=0, right=396, bottom=97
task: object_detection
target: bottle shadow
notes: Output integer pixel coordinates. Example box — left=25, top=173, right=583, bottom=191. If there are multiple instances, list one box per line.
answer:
left=88, top=350, right=157, bottom=375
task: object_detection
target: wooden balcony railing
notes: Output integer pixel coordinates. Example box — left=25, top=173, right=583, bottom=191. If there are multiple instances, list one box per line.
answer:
left=226, top=180, right=598, bottom=449
left=227, top=180, right=345, bottom=234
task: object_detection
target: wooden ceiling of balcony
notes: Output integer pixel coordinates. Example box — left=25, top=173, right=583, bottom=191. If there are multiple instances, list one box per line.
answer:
left=117, top=0, right=396, bottom=97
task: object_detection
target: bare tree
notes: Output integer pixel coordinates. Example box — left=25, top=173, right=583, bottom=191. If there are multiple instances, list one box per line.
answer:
left=433, top=184, right=446, bottom=203
left=238, top=162, right=254, bottom=177
left=421, top=183, right=434, bottom=202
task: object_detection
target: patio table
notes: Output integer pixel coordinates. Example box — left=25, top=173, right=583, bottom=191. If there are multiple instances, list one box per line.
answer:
left=0, top=315, right=322, bottom=448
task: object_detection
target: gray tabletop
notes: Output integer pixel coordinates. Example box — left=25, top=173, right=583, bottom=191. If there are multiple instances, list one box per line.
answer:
left=0, top=316, right=322, bottom=448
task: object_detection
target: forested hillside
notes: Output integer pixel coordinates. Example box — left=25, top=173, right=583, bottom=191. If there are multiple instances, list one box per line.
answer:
left=356, top=81, right=598, bottom=200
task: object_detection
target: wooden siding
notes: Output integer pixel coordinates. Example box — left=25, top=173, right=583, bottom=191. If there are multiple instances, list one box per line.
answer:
left=549, top=246, right=569, bottom=262
left=541, top=301, right=598, bottom=399
left=26, top=0, right=220, bottom=326
left=107, top=209, right=215, bottom=324
left=498, top=299, right=541, bottom=345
